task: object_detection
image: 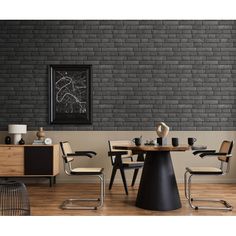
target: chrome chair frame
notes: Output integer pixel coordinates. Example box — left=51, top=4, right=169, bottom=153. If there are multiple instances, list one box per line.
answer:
left=184, top=140, right=233, bottom=211
left=60, top=141, right=105, bottom=210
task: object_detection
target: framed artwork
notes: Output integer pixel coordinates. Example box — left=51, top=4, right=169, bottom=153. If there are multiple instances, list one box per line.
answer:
left=49, top=65, right=92, bottom=124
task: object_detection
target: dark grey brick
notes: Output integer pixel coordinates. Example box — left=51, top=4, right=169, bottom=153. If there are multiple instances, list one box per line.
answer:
left=0, top=20, right=236, bottom=131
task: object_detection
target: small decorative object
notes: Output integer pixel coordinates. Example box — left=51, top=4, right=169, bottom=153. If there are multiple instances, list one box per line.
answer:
left=8, top=124, right=27, bottom=145
left=156, top=122, right=169, bottom=137
left=172, top=137, right=179, bottom=147
left=156, top=122, right=169, bottom=146
left=188, top=137, right=197, bottom=146
left=5, top=136, right=11, bottom=144
left=157, top=137, right=167, bottom=146
left=44, top=138, right=52, bottom=145
left=36, top=127, right=45, bottom=140
left=132, top=136, right=142, bottom=146
left=18, top=138, right=25, bottom=145
left=144, top=139, right=155, bottom=146
left=32, top=139, right=44, bottom=145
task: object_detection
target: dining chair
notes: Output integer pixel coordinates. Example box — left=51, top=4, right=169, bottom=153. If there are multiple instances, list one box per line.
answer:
left=184, top=140, right=233, bottom=210
left=60, top=141, right=105, bottom=210
left=108, top=140, right=144, bottom=195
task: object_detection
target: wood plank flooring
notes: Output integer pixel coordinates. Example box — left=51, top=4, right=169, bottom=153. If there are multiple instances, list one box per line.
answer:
left=25, top=183, right=236, bottom=216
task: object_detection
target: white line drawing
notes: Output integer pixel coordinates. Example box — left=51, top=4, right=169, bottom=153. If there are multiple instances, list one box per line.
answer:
left=55, top=70, right=87, bottom=114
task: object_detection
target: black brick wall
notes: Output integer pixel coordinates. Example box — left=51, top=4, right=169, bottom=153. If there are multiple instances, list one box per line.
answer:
left=0, top=20, right=236, bottom=131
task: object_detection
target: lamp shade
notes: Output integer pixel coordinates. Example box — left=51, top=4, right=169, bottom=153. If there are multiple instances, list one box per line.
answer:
left=8, top=124, right=27, bottom=134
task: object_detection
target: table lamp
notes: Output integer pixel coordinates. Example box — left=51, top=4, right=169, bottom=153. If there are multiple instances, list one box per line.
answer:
left=8, top=124, right=27, bottom=145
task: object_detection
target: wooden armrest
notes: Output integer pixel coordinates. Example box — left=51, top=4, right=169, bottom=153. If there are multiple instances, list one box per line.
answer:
left=192, top=150, right=216, bottom=155
left=108, top=151, right=128, bottom=156
left=67, top=152, right=94, bottom=158
left=199, top=152, right=228, bottom=158
left=75, top=151, right=96, bottom=155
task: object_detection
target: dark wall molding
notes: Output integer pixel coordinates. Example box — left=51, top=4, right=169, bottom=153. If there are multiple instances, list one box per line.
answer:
left=0, top=20, right=236, bottom=131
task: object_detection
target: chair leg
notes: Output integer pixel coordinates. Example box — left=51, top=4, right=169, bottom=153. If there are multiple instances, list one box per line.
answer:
left=185, top=172, right=232, bottom=211
left=61, top=174, right=105, bottom=210
left=131, top=169, right=139, bottom=187
left=120, top=168, right=128, bottom=195
left=109, top=167, right=117, bottom=190
left=184, top=171, right=189, bottom=199
left=186, top=174, right=196, bottom=209
left=96, top=173, right=105, bottom=209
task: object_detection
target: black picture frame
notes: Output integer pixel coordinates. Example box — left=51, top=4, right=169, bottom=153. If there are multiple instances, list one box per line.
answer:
left=49, top=65, right=92, bottom=124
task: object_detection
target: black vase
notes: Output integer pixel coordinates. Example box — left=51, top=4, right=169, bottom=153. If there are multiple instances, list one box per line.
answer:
left=5, top=136, right=11, bottom=144
left=19, top=138, right=25, bottom=145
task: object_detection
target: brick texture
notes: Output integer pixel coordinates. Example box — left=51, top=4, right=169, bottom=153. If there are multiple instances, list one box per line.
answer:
left=0, top=20, right=236, bottom=131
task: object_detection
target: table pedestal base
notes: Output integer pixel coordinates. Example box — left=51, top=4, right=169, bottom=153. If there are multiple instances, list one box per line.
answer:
left=136, top=151, right=181, bottom=211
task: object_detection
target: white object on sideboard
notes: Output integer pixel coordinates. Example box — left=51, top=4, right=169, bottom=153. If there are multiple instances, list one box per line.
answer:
left=8, top=124, right=27, bottom=145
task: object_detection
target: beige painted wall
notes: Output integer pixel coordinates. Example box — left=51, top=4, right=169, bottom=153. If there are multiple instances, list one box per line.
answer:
left=0, top=130, right=236, bottom=184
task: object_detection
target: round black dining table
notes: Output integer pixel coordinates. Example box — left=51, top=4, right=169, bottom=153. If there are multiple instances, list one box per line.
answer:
left=113, top=144, right=189, bottom=211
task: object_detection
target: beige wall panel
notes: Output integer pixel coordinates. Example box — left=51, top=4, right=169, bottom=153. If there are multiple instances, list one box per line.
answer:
left=53, top=144, right=60, bottom=175
left=0, top=131, right=235, bottom=183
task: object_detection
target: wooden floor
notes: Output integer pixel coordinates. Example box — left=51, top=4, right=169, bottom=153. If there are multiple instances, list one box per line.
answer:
left=26, top=182, right=236, bottom=216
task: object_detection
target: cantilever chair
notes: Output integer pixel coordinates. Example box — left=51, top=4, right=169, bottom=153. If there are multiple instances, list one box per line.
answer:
left=184, top=140, right=233, bottom=211
left=108, top=140, right=144, bottom=195
left=60, top=141, right=105, bottom=210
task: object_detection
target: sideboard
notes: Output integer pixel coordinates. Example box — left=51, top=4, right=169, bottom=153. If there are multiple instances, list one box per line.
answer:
left=0, top=144, right=60, bottom=186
